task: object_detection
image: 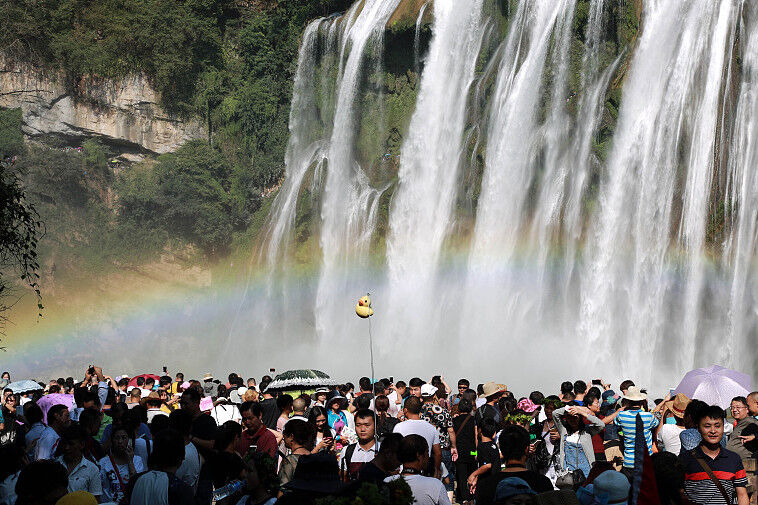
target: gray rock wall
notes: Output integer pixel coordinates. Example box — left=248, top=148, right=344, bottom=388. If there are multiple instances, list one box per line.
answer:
left=0, top=55, right=206, bottom=153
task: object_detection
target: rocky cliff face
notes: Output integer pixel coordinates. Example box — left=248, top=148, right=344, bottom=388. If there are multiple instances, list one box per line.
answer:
left=0, top=55, right=206, bottom=153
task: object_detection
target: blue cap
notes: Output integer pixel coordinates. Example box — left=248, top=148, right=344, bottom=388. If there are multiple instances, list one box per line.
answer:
left=593, top=471, right=630, bottom=504
left=495, top=477, right=536, bottom=502
left=602, top=390, right=619, bottom=405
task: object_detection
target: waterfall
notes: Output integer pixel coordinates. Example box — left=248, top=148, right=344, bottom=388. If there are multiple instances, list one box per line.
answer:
left=385, top=0, right=486, bottom=350
left=262, top=20, right=325, bottom=266
left=580, top=0, right=742, bottom=383
left=725, top=1, right=758, bottom=371
left=248, top=0, right=758, bottom=388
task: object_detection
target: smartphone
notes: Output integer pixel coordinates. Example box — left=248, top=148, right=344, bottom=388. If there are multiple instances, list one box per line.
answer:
left=669, top=388, right=676, bottom=396
left=592, top=379, right=602, bottom=386
left=163, top=366, right=168, bottom=373
left=269, top=368, right=276, bottom=373
left=389, top=376, right=394, bottom=384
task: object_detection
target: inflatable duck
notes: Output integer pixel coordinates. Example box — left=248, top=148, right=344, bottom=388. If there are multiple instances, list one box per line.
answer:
left=355, top=295, right=373, bottom=318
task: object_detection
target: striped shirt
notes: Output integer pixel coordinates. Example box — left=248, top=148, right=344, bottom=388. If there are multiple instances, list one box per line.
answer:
left=614, top=409, right=658, bottom=467
left=680, top=445, right=747, bottom=505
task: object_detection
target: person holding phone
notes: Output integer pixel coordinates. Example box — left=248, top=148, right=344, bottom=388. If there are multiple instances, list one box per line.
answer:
left=308, top=406, right=335, bottom=454
left=99, top=424, right=144, bottom=503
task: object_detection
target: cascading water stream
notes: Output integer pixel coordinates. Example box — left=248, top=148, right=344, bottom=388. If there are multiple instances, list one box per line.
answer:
left=315, top=0, right=400, bottom=341
left=385, top=0, right=486, bottom=350
left=725, top=1, right=758, bottom=370
left=580, top=0, right=743, bottom=384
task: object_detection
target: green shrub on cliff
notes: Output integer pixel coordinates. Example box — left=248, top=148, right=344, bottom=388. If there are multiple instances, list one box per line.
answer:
left=118, top=141, right=257, bottom=256
left=0, top=108, right=24, bottom=158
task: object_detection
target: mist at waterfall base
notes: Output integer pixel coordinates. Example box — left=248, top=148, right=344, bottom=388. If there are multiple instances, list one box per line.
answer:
left=7, top=0, right=758, bottom=393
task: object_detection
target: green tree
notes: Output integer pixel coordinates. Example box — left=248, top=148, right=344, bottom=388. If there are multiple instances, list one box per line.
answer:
left=0, top=159, right=43, bottom=328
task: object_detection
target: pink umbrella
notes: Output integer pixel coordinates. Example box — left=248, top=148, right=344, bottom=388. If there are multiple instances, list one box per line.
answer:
left=674, top=365, right=751, bottom=409
left=128, top=374, right=160, bottom=387
left=35, top=393, right=74, bottom=424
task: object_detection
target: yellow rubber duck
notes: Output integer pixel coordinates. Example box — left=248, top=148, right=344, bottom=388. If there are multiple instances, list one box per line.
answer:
left=355, top=295, right=373, bottom=318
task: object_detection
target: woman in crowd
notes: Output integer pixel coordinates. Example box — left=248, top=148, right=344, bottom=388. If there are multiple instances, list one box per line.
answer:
left=308, top=406, right=334, bottom=454
left=552, top=403, right=604, bottom=484
left=375, top=395, right=399, bottom=441
left=99, top=423, right=145, bottom=503
left=326, top=395, right=353, bottom=452
left=278, top=419, right=316, bottom=495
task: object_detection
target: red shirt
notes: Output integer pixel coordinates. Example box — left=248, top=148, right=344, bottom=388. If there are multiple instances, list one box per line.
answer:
left=235, top=425, right=277, bottom=459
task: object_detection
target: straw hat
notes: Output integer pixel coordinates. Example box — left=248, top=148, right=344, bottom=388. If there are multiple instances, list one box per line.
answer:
left=665, top=393, right=691, bottom=418
left=479, top=382, right=507, bottom=399
left=202, top=373, right=213, bottom=381
left=621, top=386, right=647, bottom=402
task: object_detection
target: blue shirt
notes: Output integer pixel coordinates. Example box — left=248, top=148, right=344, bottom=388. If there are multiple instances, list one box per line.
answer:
left=614, top=409, right=659, bottom=467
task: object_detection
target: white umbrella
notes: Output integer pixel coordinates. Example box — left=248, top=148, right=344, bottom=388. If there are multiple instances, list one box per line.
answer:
left=674, top=365, right=751, bottom=409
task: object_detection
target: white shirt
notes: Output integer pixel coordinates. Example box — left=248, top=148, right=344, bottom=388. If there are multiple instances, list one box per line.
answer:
left=657, top=424, right=684, bottom=455
left=98, top=455, right=145, bottom=503
left=140, top=388, right=152, bottom=398
left=210, top=404, right=242, bottom=425
left=57, top=456, right=102, bottom=496
left=338, top=441, right=379, bottom=469
left=147, top=408, right=167, bottom=424
left=475, top=398, right=486, bottom=408
left=393, top=419, right=440, bottom=456
left=176, top=442, right=201, bottom=493
left=387, top=391, right=401, bottom=417
left=385, top=474, right=451, bottom=505
left=35, top=426, right=60, bottom=461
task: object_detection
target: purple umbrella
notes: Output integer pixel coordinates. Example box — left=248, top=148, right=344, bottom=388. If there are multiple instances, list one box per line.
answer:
left=674, top=365, right=751, bottom=409
left=35, top=393, right=74, bottom=424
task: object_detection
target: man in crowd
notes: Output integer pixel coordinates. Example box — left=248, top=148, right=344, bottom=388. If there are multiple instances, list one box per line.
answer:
left=236, top=401, right=277, bottom=459
left=171, top=372, right=185, bottom=394
left=394, top=396, right=442, bottom=478
left=357, top=377, right=374, bottom=402
left=259, top=383, right=280, bottom=430
left=409, top=378, right=425, bottom=399
left=57, top=425, right=102, bottom=498
left=339, top=409, right=379, bottom=481
left=289, top=397, right=308, bottom=423
left=385, top=434, right=451, bottom=505
left=126, top=387, right=142, bottom=409
left=474, top=425, right=553, bottom=505
left=420, top=383, right=457, bottom=501
left=36, top=404, right=71, bottom=460
left=727, top=396, right=758, bottom=460
left=679, top=405, right=748, bottom=505
left=450, top=379, right=470, bottom=411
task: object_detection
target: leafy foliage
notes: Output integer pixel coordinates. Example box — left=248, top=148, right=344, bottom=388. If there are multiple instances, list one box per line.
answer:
left=0, top=159, right=43, bottom=326
left=118, top=141, right=254, bottom=256
left=0, top=108, right=25, bottom=158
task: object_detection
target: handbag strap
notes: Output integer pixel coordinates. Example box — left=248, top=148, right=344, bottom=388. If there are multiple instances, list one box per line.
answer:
left=691, top=450, right=732, bottom=505
left=108, top=453, right=126, bottom=491
left=455, top=414, right=472, bottom=439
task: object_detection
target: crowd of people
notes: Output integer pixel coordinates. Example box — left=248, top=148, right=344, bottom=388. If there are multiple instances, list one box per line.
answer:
left=0, top=368, right=756, bottom=505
